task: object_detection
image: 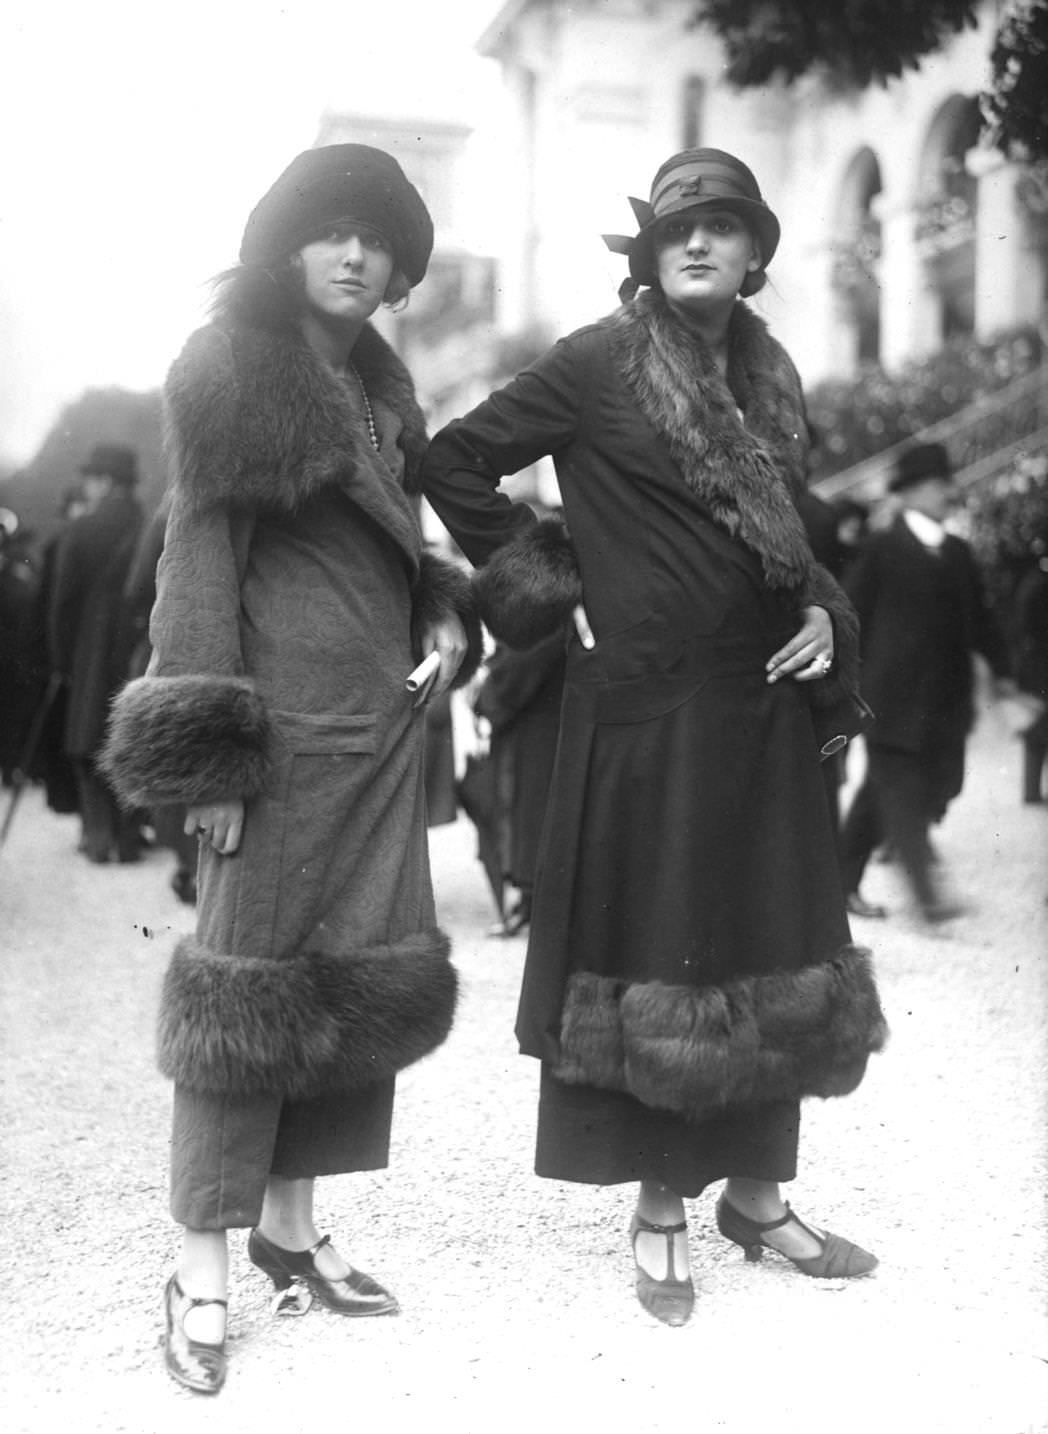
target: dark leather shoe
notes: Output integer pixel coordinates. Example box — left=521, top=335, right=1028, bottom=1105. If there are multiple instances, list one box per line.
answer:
left=715, top=1196, right=877, bottom=1278
left=171, top=868, right=198, bottom=905
left=163, top=1274, right=227, bottom=1394
left=920, top=899, right=967, bottom=924
left=248, top=1229, right=398, bottom=1316
left=846, top=891, right=887, bottom=919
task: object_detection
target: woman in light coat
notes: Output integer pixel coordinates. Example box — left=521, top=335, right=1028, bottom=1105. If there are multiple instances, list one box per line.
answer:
left=103, top=144, right=481, bottom=1392
left=422, top=149, right=887, bottom=1326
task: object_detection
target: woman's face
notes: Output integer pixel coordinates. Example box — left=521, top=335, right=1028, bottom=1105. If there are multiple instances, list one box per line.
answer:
left=654, top=207, right=761, bottom=317
left=296, top=221, right=395, bottom=327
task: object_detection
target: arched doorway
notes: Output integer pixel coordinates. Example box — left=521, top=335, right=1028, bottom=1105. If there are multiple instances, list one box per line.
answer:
left=831, top=147, right=883, bottom=368
left=915, top=95, right=980, bottom=342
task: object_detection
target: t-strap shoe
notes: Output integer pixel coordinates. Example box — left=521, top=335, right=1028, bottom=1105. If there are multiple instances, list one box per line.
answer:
left=247, top=1228, right=399, bottom=1316
left=163, top=1274, right=227, bottom=1394
left=715, top=1195, right=878, bottom=1277
left=629, top=1212, right=695, bottom=1326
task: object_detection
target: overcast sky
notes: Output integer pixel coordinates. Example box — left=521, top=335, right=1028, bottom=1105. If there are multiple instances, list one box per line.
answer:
left=0, top=0, right=503, bottom=466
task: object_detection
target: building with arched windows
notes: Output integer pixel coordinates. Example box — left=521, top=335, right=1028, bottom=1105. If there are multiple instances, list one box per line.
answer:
left=476, top=0, right=1045, bottom=391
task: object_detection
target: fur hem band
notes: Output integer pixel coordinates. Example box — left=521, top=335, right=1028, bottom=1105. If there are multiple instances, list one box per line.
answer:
left=158, top=927, right=458, bottom=1098
left=473, top=517, right=583, bottom=648
left=412, top=551, right=484, bottom=687
left=552, top=946, right=887, bottom=1120
left=100, top=673, right=273, bottom=808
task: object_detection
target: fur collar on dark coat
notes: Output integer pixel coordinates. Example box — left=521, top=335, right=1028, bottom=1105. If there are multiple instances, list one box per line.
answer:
left=164, top=273, right=429, bottom=521
left=608, top=291, right=812, bottom=592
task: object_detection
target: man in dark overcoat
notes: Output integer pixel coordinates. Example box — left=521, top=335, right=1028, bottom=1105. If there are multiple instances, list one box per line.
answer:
left=839, top=442, right=1012, bottom=921
left=49, top=443, right=145, bottom=861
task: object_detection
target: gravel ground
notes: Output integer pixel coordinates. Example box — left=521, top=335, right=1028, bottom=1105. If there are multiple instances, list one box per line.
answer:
left=1, top=698, right=1046, bottom=1434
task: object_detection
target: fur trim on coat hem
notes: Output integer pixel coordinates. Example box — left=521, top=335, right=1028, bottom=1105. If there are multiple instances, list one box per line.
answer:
left=158, top=927, right=458, bottom=1098
left=412, top=551, right=484, bottom=688
left=100, top=673, right=273, bottom=809
left=552, top=946, right=887, bottom=1121
left=473, top=517, right=582, bottom=648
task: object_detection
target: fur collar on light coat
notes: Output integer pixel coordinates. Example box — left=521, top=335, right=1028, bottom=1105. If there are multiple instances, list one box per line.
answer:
left=164, top=274, right=428, bottom=547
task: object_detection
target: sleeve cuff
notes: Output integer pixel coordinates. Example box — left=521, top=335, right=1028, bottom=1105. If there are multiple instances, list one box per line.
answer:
left=472, top=516, right=583, bottom=649
left=99, top=674, right=274, bottom=809
left=411, top=551, right=485, bottom=689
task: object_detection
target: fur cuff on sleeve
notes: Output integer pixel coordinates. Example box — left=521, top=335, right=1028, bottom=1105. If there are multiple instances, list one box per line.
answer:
left=473, top=517, right=583, bottom=649
left=800, top=562, right=861, bottom=706
left=100, top=674, right=274, bottom=809
left=411, top=551, right=484, bottom=689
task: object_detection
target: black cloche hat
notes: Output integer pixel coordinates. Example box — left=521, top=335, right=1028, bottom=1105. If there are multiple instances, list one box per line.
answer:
left=80, top=443, right=138, bottom=487
left=604, top=148, right=781, bottom=298
left=240, top=144, right=434, bottom=287
left=889, top=443, right=954, bottom=493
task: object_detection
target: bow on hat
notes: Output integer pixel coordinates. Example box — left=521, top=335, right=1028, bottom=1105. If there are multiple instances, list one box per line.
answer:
left=603, top=148, right=781, bottom=301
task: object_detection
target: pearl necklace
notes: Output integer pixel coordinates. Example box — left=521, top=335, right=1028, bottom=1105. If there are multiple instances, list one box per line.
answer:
left=349, top=365, right=380, bottom=453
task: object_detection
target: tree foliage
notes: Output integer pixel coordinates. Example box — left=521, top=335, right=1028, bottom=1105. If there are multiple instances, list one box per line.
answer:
left=981, top=0, right=1048, bottom=161
left=691, top=0, right=978, bottom=88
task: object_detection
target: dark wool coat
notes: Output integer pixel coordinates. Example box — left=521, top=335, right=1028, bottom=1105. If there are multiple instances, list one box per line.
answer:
left=101, top=293, right=481, bottom=1103
left=423, top=292, right=887, bottom=1127
left=845, top=516, right=1010, bottom=800
left=49, top=487, right=144, bottom=757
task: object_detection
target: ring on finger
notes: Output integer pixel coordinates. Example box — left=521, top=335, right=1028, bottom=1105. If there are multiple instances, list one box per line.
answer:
left=815, top=654, right=833, bottom=675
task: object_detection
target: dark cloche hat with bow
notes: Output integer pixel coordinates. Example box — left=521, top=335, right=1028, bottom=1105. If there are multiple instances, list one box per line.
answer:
left=889, top=442, right=954, bottom=493
left=240, top=143, right=434, bottom=287
left=80, top=443, right=138, bottom=487
left=604, top=147, right=781, bottom=298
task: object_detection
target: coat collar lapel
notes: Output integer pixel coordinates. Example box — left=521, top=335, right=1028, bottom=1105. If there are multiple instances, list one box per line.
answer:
left=166, top=316, right=427, bottom=574
left=607, top=292, right=814, bottom=591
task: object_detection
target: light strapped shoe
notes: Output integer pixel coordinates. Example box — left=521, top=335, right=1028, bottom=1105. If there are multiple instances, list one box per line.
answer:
left=629, top=1212, right=695, bottom=1326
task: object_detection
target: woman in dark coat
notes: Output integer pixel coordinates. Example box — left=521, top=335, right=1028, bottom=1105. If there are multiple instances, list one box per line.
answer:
left=102, top=145, right=481, bottom=1393
left=422, top=149, right=887, bottom=1326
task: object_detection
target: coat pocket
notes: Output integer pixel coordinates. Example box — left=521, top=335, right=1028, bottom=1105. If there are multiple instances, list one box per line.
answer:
left=271, top=709, right=378, bottom=756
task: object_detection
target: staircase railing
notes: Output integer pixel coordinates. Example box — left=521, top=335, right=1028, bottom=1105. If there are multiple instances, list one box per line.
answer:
left=812, top=364, right=1048, bottom=501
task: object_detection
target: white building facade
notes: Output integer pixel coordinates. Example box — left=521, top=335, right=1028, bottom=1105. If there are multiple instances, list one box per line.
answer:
left=477, top=0, right=1046, bottom=388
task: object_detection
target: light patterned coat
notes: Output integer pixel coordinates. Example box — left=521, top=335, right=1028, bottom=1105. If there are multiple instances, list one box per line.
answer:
left=103, top=286, right=481, bottom=1102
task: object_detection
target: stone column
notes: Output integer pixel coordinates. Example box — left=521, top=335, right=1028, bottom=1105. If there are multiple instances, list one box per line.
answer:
left=876, top=192, right=941, bottom=371
left=968, top=146, right=1046, bottom=339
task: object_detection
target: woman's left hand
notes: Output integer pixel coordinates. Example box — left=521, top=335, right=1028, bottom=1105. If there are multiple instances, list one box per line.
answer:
left=766, top=605, right=835, bottom=684
left=419, top=615, right=468, bottom=701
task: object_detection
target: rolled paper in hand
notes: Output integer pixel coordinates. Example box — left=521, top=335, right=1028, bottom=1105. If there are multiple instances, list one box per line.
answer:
left=405, top=650, right=441, bottom=693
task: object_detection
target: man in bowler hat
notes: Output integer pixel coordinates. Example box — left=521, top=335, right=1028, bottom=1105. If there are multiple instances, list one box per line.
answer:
left=49, top=443, right=145, bottom=861
left=839, top=443, right=1012, bottom=922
